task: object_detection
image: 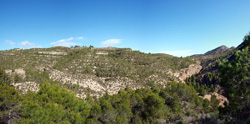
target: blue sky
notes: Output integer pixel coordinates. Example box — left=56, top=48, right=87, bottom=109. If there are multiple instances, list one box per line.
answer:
left=1, top=0, right=250, bottom=57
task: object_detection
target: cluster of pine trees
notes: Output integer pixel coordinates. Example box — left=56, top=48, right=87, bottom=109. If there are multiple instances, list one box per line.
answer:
left=218, top=43, right=250, bottom=123
left=1, top=69, right=220, bottom=123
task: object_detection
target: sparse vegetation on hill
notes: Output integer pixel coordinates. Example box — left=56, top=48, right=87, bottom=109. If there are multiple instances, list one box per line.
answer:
left=0, top=46, right=196, bottom=97
left=1, top=33, right=250, bottom=123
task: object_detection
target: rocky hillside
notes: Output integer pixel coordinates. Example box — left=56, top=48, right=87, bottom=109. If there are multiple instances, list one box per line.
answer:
left=186, top=33, right=250, bottom=123
left=1, top=35, right=250, bottom=123
left=0, top=46, right=200, bottom=98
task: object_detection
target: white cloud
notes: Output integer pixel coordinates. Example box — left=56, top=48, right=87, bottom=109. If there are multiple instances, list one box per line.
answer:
left=77, top=37, right=84, bottom=40
left=101, top=39, right=122, bottom=47
left=161, top=50, right=193, bottom=57
left=5, top=40, right=15, bottom=45
left=19, top=40, right=32, bottom=47
left=66, top=37, right=74, bottom=41
left=52, top=42, right=78, bottom=47
left=18, top=40, right=42, bottom=48
left=51, top=37, right=78, bottom=47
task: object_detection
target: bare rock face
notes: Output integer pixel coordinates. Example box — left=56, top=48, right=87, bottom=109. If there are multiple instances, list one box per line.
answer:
left=14, top=68, right=26, bottom=79
left=95, top=51, right=108, bottom=55
left=13, top=82, right=40, bottom=93
left=38, top=51, right=67, bottom=55
left=178, top=64, right=202, bottom=82
left=49, top=69, right=142, bottom=98
left=5, top=68, right=26, bottom=79
left=168, top=63, right=202, bottom=83
left=49, top=69, right=106, bottom=92
left=203, top=92, right=229, bottom=107
left=4, top=69, right=12, bottom=75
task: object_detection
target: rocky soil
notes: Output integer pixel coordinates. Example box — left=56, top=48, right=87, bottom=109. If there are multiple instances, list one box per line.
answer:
left=203, top=92, right=229, bottom=107
left=1, top=47, right=204, bottom=98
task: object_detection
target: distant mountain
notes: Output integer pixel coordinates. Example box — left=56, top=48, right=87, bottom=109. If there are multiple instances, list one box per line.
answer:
left=204, top=45, right=234, bottom=55
left=191, top=45, right=235, bottom=57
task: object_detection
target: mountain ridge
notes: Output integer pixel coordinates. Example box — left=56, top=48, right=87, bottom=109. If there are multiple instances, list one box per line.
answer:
left=0, top=46, right=201, bottom=98
left=191, top=45, right=235, bottom=57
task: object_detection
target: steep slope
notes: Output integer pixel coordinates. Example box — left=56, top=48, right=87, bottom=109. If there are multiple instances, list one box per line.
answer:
left=218, top=34, right=250, bottom=123
left=0, top=46, right=197, bottom=98
left=186, top=33, right=250, bottom=123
